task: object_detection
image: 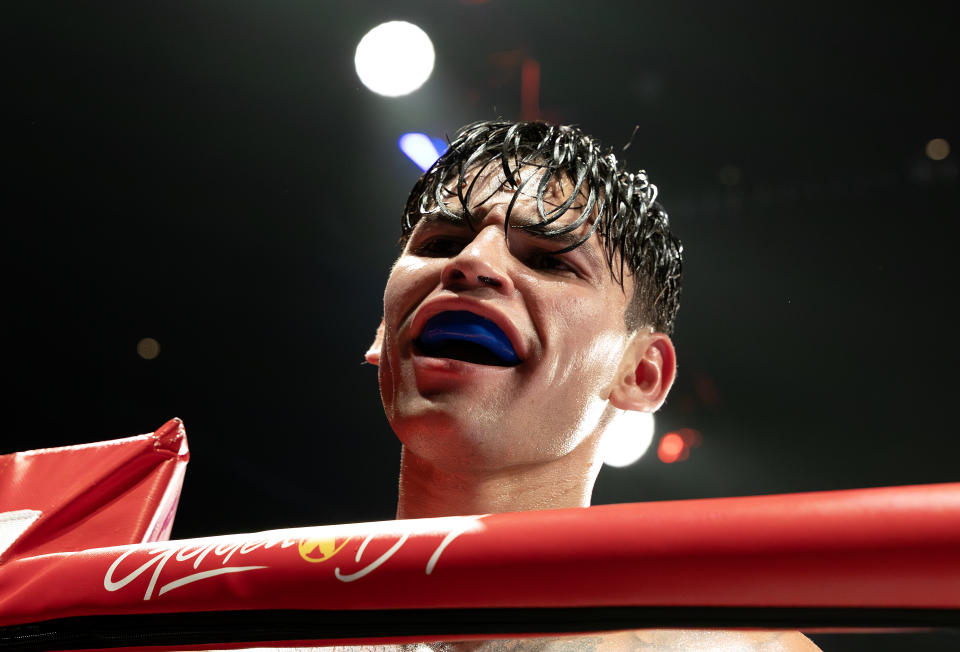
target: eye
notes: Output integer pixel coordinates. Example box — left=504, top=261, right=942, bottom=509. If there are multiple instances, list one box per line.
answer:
left=413, top=237, right=467, bottom=258
left=530, top=253, right=577, bottom=275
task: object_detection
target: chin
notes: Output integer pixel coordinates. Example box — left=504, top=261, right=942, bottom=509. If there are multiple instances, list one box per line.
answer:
left=390, top=405, right=540, bottom=473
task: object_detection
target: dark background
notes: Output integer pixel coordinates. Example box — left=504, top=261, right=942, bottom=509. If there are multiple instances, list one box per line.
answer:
left=5, top=3, right=958, bottom=649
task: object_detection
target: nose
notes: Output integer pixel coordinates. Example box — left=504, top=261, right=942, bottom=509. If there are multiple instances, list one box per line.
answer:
left=440, top=225, right=515, bottom=295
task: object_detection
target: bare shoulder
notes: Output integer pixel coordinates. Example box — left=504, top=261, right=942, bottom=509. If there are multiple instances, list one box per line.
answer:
left=617, top=629, right=822, bottom=651
left=406, top=630, right=821, bottom=651
left=324, top=631, right=821, bottom=651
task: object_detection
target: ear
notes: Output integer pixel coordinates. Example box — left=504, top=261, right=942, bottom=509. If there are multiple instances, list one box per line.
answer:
left=364, top=319, right=385, bottom=366
left=608, top=331, right=677, bottom=412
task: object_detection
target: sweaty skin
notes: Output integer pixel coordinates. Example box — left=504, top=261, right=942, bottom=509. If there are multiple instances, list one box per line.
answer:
left=376, top=165, right=661, bottom=518
left=366, top=165, right=821, bottom=652
left=322, top=630, right=819, bottom=650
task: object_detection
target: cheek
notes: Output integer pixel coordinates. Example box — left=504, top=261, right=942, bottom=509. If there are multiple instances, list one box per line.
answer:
left=536, top=293, right=627, bottom=387
left=383, top=257, right=434, bottom=325
left=379, top=257, right=441, bottom=416
left=377, top=341, right=396, bottom=416
left=578, top=330, right=628, bottom=378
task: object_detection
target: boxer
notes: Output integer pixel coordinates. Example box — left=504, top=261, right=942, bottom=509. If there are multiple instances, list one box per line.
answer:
left=365, top=120, right=819, bottom=651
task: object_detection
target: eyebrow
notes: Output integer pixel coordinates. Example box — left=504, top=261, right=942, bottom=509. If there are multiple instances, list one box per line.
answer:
left=415, top=211, right=605, bottom=272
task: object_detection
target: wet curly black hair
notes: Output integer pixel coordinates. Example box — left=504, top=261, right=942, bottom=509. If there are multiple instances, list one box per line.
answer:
left=400, top=120, right=683, bottom=335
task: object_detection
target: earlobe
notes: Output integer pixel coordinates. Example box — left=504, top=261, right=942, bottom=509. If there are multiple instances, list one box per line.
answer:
left=608, top=332, right=677, bottom=412
left=364, top=319, right=385, bottom=366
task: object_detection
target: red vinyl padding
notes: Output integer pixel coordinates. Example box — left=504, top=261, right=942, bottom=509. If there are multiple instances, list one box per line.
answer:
left=1, top=481, right=958, bottom=629
left=0, top=419, right=189, bottom=563
left=2, top=424, right=958, bottom=648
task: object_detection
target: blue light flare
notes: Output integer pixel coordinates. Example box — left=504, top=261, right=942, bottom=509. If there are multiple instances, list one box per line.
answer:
left=399, top=132, right=447, bottom=172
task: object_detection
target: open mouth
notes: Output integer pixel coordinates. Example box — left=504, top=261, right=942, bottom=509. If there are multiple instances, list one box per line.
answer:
left=415, top=311, right=520, bottom=367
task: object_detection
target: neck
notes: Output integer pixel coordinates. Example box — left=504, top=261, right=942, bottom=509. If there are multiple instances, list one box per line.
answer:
left=395, top=441, right=603, bottom=520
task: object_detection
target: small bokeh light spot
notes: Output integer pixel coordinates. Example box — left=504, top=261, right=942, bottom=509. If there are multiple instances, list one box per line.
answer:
left=137, top=337, right=160, bottom=360
left=926, top=138, right=951, bottom=161
left=657, top=432, right=685, bottom=463
left=657, top=428, right=702, bottom=464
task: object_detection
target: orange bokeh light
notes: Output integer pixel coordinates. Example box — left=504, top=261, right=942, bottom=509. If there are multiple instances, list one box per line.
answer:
left=658, top=428, right=702, bottom=464
left=658, top=432, right=685, bottom=463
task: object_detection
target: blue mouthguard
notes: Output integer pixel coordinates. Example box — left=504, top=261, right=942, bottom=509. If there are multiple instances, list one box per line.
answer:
left=418, top=311, right=520, bottom=365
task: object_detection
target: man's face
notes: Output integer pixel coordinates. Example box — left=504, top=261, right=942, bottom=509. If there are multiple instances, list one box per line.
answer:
left=378, top=164, right=636, bottom=473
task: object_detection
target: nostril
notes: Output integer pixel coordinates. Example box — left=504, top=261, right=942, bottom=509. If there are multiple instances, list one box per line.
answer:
left=478, top=275, right=501, bottom=287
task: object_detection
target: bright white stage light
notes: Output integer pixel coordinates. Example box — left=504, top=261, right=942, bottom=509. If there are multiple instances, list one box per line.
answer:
left=601, top=412, right=655, bottom=468
left=398, top=132, right=446, bottom=171
left=354, top=21, right=435, bottom=97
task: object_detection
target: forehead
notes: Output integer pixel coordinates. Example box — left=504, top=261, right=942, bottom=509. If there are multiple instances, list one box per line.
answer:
left=408, top=161, right=599, bottom=255
left=410, top=159, right=597, bottom=246
left=408, top=157, right=636, bottom=300
left=445, top=159, right=585, bottom=211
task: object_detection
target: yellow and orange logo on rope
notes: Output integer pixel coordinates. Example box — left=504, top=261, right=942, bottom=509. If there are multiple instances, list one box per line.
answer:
left=298, top=536, right=350, bottom=563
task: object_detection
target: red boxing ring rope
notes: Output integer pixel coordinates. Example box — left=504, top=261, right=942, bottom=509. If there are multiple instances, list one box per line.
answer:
left=1, top=423, right=958, bottom=650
